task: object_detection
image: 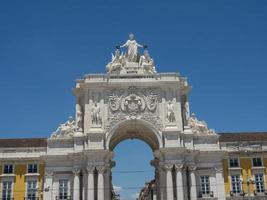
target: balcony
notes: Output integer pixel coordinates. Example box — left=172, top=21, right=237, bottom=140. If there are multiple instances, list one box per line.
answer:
left=227, top=190, right=267, bottom=200
left=0, top=198, right=14, bottom=200
left=55, top=196, right=72, bottom=200
left=24, top=198, right=39, bottom=200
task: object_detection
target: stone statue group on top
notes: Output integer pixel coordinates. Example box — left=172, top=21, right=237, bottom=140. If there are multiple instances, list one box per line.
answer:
left=106, top=34, right=157, bottom=75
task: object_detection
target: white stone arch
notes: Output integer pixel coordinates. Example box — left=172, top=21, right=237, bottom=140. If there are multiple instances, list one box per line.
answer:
left=106, top=119, right=163, bottom=151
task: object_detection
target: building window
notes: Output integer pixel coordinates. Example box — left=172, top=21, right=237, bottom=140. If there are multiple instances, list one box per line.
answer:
left=27, top=180, right=37, bottom=200
left=255, top=174, right=265, bottom=193
left=59, top=179, right=68, bottom=199
left=252, top=158, right=263, bottom=167
left=231, top=175, right=241, bottom=194
left=3, top=164, right=13, bottom=174
left=28, top=164, right=38, bottom=173
left=229, top=158, right=239, bottom=168
left=200, top=175, right=210, bottom=195
left=2, top=181, right=12, bottom=200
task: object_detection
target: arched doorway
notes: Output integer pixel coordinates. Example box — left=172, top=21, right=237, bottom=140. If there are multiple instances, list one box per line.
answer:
left=111, top=139, right=155, bottom=200
left=106, top=119, right=162, bottom=200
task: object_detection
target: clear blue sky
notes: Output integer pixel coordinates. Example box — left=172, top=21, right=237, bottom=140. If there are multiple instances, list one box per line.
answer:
left=0, top=0, right=267, bottom=199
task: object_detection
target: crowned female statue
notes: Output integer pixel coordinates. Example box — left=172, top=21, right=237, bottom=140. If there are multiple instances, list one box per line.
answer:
left=120, top=33, right=143, bottom=62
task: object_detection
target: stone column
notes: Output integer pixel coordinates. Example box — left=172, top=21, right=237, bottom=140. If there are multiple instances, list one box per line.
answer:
left=165, top=164, right=174, bottom=200
left=215, top=165, right=225, bottom=200
left=73, top=168, right=80, bottom=200
left=158, top=165, right=166, bottom=200
left=44, top=170, right=53, bottom=200
left=87, top=166, right=95, bottom=200
left=175, top=164, right=184, bottom=200
left=182, top=169, right=188, bottom=200
left=82, top=169, right=87, bottom=200
left=97, top=166, right=106, bottom=200
left=104, top=169, right=111, bottom=200
left=189, top=165, right=197, bottom=200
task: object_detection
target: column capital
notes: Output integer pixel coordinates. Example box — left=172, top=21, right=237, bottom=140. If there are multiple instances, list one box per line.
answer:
left=164, top=164, right=174, bottom=171
left=45, top=170, right=53, bottom=178
left=87, top=165, right=95, bottom=173
left=96, top=165, right=107, bottom=174
left=72, top=168, right=81, bottom=175
left=214, top=165, right=223, bottom=173
left=175, top=163, right=184, bottom=172
left=188, top=164, right=197, bottom=171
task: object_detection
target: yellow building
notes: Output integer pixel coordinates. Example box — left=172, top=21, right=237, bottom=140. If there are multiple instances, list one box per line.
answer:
left=220, top=132, right=267, bottom=199
left=1, top=133, right=267, bottom=200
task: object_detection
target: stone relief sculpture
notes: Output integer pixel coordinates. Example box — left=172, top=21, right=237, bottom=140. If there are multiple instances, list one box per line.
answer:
left=106, top=87, right=162, bottom=129
left=166, top=101, right=176, bottom=123
left=106, top=48, right=126, bottom=74
left=139, top=50, right=156, bottom=74
left=188, top=113, right=215, bottom=135
left=91, top=102, right=102, bottom=125
left=51, top=116, right=76, bottom=138
left=120, top=33, right=143, bottom=62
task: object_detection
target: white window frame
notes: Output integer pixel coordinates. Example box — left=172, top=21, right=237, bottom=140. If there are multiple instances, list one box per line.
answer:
left=27, top=163, right=39, bottom=174
left=200, top=175, right=210, bottom=196
left=58, top=179, right=69, bottom=200
left=26, top=180, right=38, bottom=200
left=2, top=164, right=14, bottom=174
left=0, top=177, right=14, bottom=200
left=254, top=173, right=265, bottom=194
left=54, top=174, right=71, bottom=200
left=25, top=176, right=39, bottom=200
left=252, top=157, right=263, bottom=167
left=229, top=157, right=240, bottom=168
left=230, top=174, right=242, bottom=195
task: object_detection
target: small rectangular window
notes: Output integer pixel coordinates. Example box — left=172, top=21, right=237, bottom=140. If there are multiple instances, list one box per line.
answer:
left=28, top=164, right=38, bottom=173
left=253, top=158, right=263, bottom=167
left=2, top=181, right=12, bottom=200
left=231, top=175, right=241, bottom=194
left=3, top=164, right=13, bottom=174
left=229, top=158, right=239, bottom=168
left=27, top=180, right=37, bottom=200
left=59, top=179, right=68, bottom=200
left=200, top=175, right=210, bottom=195
left=255, top=174, right=265, bottom=193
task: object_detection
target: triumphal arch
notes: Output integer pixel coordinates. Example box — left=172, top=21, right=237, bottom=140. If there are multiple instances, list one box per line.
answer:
left=44, top=35, right=226, bottom=200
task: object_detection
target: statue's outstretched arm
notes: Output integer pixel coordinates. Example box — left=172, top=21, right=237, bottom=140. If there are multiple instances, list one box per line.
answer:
left=120, top=40, right=128, bottom=48
left=136, top=42, right=143, bottom=48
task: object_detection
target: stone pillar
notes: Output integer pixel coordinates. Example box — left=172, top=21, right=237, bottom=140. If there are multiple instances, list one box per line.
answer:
left=73, top=168, right=80, bottom=200
left=87, top=166, right=95, bottom=200
left=44, top=170, right=53, bottom=200
left=97, top=166, right=106, bottom=200
left=215, top=166, right=226, bottom=200
left=182, top=169, right=188, bottom=200
left=165, top=164, right=174, bottom=200
left=155, top=164, right=166, bottom=200
left=189, top=165, right=197, bottom=200
left=175, top=164, right=184, bottom=200
left=82, top=169, right=87, bottom=200
left=105, top=169, right=111, bottom=200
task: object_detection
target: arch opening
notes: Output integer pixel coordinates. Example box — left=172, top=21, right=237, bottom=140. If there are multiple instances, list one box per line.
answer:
left=106, top=120, right=161, bottom=199
left=106, top=119, right=162, bottom=151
